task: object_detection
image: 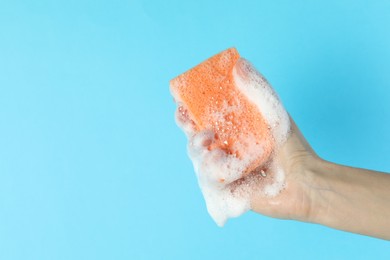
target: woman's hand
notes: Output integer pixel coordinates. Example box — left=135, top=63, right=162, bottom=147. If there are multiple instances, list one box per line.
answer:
left=177, top=57, right=390, bottom=240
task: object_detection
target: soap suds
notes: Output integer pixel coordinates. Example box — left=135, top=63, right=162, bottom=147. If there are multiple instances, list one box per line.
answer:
left=233, top=58, right=290, bottom=147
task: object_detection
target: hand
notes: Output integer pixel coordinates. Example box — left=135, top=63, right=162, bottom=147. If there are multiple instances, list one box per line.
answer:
left=249, top=118, right=321, bottom=222
left=176, top=58, right=390, bottom=240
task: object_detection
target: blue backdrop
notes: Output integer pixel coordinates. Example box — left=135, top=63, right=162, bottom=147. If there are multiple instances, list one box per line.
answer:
left=1, top=0, right=389, bottom=259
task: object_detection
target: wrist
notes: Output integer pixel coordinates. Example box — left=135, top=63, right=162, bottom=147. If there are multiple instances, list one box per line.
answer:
left=302, top=158, right=349, bottom=226
left=296, top=157, right=335, bottom=224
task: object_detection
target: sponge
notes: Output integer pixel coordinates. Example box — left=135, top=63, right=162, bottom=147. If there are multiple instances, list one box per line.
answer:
left=170, top=48, right=274, bottom=176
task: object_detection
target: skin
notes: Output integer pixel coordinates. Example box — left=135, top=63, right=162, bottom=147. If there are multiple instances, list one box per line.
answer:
left=250, top=118, right=390, bottom=240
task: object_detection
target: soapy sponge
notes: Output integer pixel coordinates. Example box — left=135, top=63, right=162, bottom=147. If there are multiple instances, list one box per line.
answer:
left=170, top=48, right=274, bottom=176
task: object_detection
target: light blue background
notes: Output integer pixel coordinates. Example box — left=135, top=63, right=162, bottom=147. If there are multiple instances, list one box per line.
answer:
left=1, top=0, right=389, bottom=259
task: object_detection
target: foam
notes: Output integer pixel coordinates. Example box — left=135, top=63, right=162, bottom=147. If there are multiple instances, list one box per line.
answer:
left=233, top=59, right=290, bottom=146
left=172, top=54, right=291, bottom=226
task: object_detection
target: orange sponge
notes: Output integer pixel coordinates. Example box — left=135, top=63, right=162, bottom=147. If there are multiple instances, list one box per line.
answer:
left=170, top=48, right=274, bottom=175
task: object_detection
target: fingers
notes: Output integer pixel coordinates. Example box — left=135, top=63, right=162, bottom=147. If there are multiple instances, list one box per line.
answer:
left=179, top=103, right=278, bottom=192
left=186, top=126, right=280, bottom=196
left=175, top=105, right=197, bottom=135
left=175, top=105, right=230, bottom=184
left=227, top=158, right=285, bottom=198
left=187, top=129, right=232, bottom=185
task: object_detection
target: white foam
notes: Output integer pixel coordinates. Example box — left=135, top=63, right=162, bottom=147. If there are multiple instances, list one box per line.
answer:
left=233, top=58, right=290, bottom=146
left=187, top=131, right=253, bottom=226
left=175, top=57, right=291, bottom=226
